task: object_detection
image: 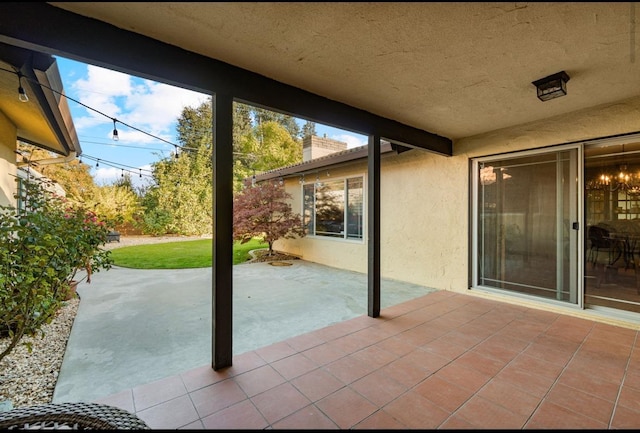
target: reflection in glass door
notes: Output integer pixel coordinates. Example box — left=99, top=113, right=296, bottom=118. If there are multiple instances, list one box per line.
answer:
left=585, top=140, right=640, bottom=314
left=473, top=147, right=579, bottom=304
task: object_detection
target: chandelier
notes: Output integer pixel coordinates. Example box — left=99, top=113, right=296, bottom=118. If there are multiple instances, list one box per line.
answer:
left=586, top=165, right=640, bottom=194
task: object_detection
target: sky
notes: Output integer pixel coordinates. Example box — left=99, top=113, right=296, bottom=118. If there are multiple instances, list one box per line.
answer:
left=54, top=56, right=368, bottom=189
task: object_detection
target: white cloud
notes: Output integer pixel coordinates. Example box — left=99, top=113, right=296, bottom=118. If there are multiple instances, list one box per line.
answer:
left=70, top=64, right=208, bottom=146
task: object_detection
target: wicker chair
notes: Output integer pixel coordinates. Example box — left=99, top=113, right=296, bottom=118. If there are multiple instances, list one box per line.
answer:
left=0, top=402, right=150, bottom=430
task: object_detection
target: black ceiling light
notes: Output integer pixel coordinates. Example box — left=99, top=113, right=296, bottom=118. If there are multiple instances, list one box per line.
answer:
left=532, top=71, right=570, bottom=101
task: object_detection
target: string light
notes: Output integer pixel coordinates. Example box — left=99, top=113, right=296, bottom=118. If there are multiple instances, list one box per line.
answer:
left=95, top=159, right=100, bottom=168
left=17, top=72, right=28, bottom=102
left=112, top=119, right=119, bottom=141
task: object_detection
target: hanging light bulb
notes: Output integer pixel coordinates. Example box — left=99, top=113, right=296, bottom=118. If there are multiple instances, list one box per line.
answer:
left=112, top=119, right=119, bottom=141
left=174, top=145, right=179, bottom=159
left=95, top=159, right=100, bottom=168
left=139, top=169, right=142, bottom=178
left=121, top=169, right=124, bottom=178
left=17, top=72, right=28, bottom=102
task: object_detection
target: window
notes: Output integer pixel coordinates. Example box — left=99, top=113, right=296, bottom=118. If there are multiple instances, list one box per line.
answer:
left=303, top=176, right=363, bottom=240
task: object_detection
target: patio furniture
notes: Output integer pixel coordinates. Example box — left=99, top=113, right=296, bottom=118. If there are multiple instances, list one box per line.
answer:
left=107, top=230, right=121, bottom=243
left=0, top=402, right=150, bottom=430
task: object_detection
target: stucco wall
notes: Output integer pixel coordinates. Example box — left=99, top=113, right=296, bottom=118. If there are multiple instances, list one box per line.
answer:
left=276, top=96, right=640, bottom=296
left=0, top=111, right=17, bottom=207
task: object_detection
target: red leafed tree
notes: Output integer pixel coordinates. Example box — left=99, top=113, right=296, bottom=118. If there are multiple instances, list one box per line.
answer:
left=233, top=180, right=306, bottom=255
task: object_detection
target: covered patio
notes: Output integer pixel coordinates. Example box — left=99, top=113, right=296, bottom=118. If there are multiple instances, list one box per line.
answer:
left=93, top=291, right=640, bottom=429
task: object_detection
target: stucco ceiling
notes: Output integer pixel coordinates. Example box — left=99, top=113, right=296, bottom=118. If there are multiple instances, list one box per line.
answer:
left=50, top=2, right=640, bottom=141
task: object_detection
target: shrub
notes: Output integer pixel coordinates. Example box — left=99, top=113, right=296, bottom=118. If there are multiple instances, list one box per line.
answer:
left=0, top=177, right=113, bottom=362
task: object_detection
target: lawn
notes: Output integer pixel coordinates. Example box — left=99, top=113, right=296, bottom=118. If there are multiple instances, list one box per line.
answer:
left=109, top=238, right=268, bottom=269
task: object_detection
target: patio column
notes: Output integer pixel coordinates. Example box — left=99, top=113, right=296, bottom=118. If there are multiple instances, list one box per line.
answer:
left=212, top=92, right=234, bottom=369
left=368, top=134, right=381, bottom=317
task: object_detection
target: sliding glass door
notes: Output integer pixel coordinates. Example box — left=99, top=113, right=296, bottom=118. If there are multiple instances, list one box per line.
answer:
left=472, top=146, right=580, bottom=304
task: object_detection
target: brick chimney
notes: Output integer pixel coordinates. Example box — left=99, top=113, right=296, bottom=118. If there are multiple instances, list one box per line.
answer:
left=302, top=135, right=348, bottom=162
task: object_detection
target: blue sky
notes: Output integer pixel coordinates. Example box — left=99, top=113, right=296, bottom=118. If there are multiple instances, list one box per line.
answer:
left=55, top=57, right=367, bottom=188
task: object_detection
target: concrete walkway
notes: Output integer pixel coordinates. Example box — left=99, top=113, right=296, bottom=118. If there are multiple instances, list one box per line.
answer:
left=53, top=260, right=437, bottom=403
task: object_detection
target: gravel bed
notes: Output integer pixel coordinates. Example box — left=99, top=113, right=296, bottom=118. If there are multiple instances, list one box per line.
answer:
left=0, top=298, right=79, bottom=409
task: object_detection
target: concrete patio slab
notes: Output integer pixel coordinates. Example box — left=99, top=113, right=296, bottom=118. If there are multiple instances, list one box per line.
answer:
left=53, top=260, right=436, bottom=403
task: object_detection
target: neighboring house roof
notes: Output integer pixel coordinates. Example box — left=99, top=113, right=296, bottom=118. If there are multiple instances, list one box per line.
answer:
left=0, top=42, right=80, bottom=159
left=255, top=141, right=407, bottom=182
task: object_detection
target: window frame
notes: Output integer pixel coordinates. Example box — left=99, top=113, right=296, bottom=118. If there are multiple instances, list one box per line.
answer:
left=302, top=173, right=365, bottom=242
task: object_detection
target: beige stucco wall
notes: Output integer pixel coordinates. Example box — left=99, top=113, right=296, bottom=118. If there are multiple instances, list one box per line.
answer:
left=0, top=111, right=17, bottom=207
left=276, top=96, right=640, bottom=299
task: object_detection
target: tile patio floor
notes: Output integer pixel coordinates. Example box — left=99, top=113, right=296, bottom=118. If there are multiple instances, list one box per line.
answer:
left=94, top=290, right=640, bottom=429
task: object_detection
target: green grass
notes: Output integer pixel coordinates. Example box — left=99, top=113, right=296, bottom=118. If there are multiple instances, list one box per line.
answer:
left=109, top=238, right=268, bottom=269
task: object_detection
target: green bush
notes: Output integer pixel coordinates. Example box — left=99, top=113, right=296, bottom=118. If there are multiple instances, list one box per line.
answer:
left=0, top=177, right=113, bottom=362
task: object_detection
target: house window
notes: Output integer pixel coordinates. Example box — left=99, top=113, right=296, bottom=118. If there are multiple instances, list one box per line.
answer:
left=303, top=176, right=363, bottom=240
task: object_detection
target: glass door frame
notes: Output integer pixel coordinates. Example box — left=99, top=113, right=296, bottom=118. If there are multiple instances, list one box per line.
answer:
left=470, top=143, right=585, bottom=310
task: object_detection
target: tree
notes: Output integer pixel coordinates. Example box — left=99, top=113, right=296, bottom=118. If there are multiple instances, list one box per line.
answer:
left=302, top=120, right=317, bottom=139
left=233, top=180, right=306, bottom=255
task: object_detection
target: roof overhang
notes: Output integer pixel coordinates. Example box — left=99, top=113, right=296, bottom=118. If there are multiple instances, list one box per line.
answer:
left=0, top=41, right=80, bottom=157
left=255, top=141, right=405, bottom=182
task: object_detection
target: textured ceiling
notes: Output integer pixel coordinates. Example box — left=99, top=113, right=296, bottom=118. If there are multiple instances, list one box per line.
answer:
left=51, top=2, right=640, bottom=140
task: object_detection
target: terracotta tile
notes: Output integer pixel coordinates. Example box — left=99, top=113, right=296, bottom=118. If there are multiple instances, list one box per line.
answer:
left=440, top=329, right=485, bottom=349
left=382, top=390, right=450, bottom=429
left=201, top=399, right=268, bottom=429
left=507, top=352, right=565, bottom=381
left=545, top=383, right=614, bottom=424
left=374, top=315, right=420, bottom=335
left=373, top=335, right=416, bottom=357
left=315, top=387, right=378, bottom=429
left=434, top=362, right=491, bottom=393
left=477, top=377, right=540, bottom=417
left=438, top=414, right=477, bottom=429
left=526, top=400, right=608, bottom=429
left=610, top=404, right=640, bottom=429
left=351, top=345, right=398, bottom=369
left=250, top=382, right=311, bottom=424
left=93, top=388, right=135, bottom=413
left=135, top=395, right=199, bottom=429
left=453, top=395, right=528, bottom=429
left=380, top=356, right=432, bottom=388
left=618, top=384, right=640, bottom=412
left=286, top=331, right=326, bottom=352
left=451, top=350, right=506, bottom=377
left=225, top=350, right=266, bottom=376
left=586, top=322, right=637, bottom=347
left=523, top=334, right=578, bottom=366
left=188, top=378, right=247, bottom=418
left=350, top=369, right=408, bottom=407
left=290, top=368, right=345, bottom=402
left=493, top=364, right=556, bottom=398
left=325, top=354, right=377, bottom=384
left=353, top=409, right=408, bottom=429
left=624, top=369, right=640, bottom=390
left=556, top=368, right=620, bottom=402
left=271, top=404, right=338, bottom=429
left=493, top=317, right=549, bottom=341
left=178, top=419, right=205, bottom=429
left=544, top=315, right=594, bottom=343
left=255, top=340, right=297, bottom=363
left=421, top=336, right=468, bottom=360
left=180, top=364, right=229, bottom=392
left=395, top=322, right=447, bottom=346
left=413, top=375, right=474, bottom=412
left=233, top=364, right=286, bottom=397
left=271, top=352, right=318, bottom=380
left=331, top=333, right=374, bottom=353
left=471, top=334, right=527, bottom=363
left=132, top=375, right=187, bottom=411
left=302, top=341, right=348, bottom=366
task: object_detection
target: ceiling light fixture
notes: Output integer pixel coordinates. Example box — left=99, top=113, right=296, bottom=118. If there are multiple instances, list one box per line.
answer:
left=532, top=71, right=570, bottom=101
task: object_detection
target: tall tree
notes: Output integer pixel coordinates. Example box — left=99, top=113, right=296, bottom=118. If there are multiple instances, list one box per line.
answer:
left=302, top=120, right=317, bottom=139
